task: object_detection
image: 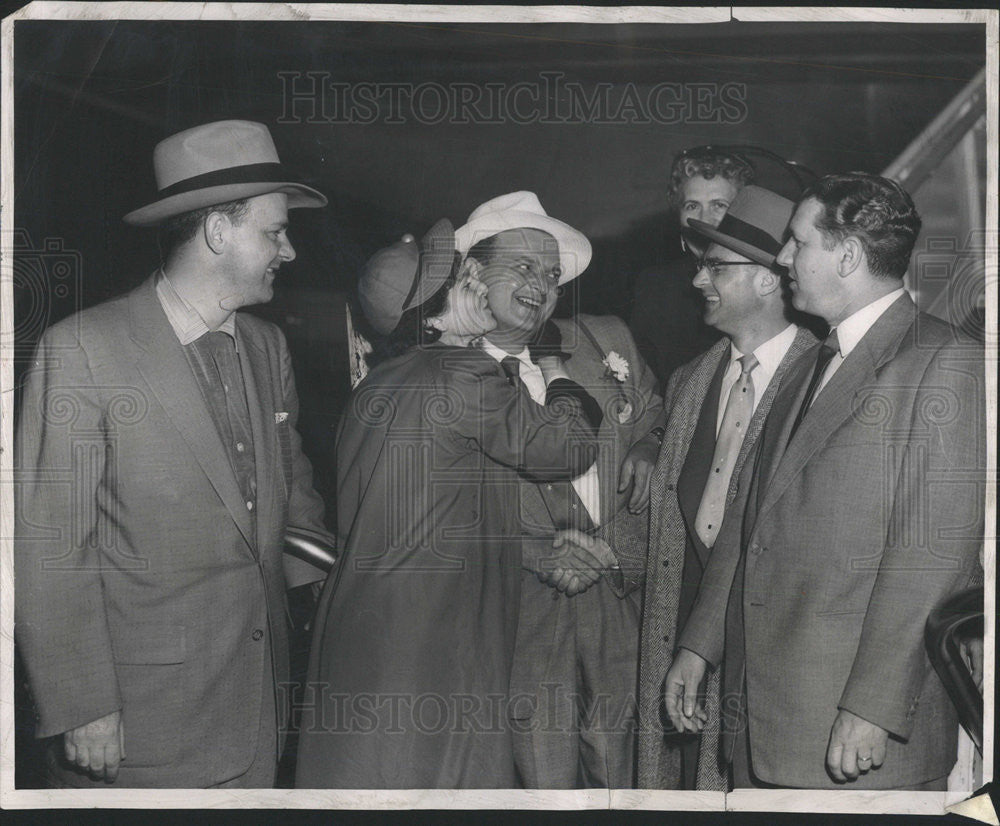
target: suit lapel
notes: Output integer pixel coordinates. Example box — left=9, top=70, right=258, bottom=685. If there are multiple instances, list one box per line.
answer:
left=237, top=321, right=276, bottom=550
left=562, top=319, right=629, bottom=527
left=128, top=277, right=255, bottom=550
left=757, top=296, right=916, bottom=524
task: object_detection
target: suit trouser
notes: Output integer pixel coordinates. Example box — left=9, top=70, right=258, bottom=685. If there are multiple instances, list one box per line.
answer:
left=510, top=572, right=640, bottom=788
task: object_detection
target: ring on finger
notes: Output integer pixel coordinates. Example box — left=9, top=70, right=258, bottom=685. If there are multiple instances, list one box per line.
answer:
left=857, top=756, right=873, bottom=768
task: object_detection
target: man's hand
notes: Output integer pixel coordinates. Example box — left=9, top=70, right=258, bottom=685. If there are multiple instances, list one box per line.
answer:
left=533, top=529, right=617, bottom=597
left=961, top=637, right=984, bottom=689
left=64, top=709, right=125, bottom=781
left=826, top=709, right=889, bottom=782
left=619, top=435, right=659, bottom=513
left=663, top=648, right=709, bottom=733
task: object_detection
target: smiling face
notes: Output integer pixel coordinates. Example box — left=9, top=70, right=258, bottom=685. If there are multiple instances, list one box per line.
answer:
left=428, top=268, right=496, bottom=346
left=218, top=192, right=296, bottom=308
left=691, top=242, right=764, bottom=337
left=776, top=197, right=844, bottom=323
left=678, top=175, right=740, bottom=256
left=475, top=228, right=562, bottom=350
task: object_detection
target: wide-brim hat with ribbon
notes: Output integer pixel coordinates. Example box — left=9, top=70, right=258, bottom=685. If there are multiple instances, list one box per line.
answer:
left=358, top=218, right=457, bottom=336
left=688, top=184, right=794, bottom=267
left=453, top=191, right=591, bottom=285
left=124, top=120, right=327, bottom=226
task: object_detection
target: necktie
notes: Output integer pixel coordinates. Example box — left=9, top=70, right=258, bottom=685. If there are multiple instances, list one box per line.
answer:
left=694, top=353, right=758, bottom=549
left=501, top=355, right=521, bottom=386
left=787, top=329, right=839, bottom=445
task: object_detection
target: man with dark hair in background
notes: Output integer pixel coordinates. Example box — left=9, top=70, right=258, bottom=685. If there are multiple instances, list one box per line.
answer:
left=629, top=147, right=756, bottom=390
left=16, top=120, right=334, bottom=788
left=665, top=173, right=984, bottom=790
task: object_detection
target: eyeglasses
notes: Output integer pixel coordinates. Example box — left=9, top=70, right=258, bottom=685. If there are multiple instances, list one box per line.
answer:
left=696, top=257, right=751, bottom=278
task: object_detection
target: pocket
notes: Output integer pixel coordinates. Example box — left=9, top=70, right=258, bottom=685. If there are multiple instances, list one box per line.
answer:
left=112, top=624, right=187, bottom=767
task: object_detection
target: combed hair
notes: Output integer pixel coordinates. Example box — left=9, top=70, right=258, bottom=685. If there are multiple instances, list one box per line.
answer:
left=669, top=147, right=756, bottom=206
left=802, top=173, right=921, bottom=280
left=157, top=198, right=252, bottom=257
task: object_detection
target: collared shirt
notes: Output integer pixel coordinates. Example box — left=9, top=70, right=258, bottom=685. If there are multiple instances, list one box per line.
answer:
left=156, top=269, right=237, bottom=345
left=716, top=323, right=798, bottom=435
left=816, top=288, right=906, bottom=395
left=482, top=339, right=602, bottom=527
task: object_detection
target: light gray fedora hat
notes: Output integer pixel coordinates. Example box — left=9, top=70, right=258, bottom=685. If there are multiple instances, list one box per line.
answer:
left=453, top=191, right=591, bottom=285
left=124, top=120, right=327, bottom=226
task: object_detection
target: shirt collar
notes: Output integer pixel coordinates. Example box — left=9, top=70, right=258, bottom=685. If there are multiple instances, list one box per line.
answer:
left=481, top=338, right=531, bottom=365
left=728, top=323, right=798, bottom=376
left=834, top=288, right=906, bottom=359
left=155, top=269, right=236, bottom=345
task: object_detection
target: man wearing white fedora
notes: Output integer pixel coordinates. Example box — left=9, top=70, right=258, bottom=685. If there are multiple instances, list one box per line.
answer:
left=16, top=120, right=334, bottom=787
left=455, top=192, right=663, bottom=787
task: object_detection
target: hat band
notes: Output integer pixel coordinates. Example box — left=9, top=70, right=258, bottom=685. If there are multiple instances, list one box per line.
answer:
left=156, top=162, right=290, bottom=200
left=716, top=213, right=782, bottom=257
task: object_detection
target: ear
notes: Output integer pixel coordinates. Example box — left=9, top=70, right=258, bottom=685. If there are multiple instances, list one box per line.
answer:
left=756, top=266, right=781, bottom=297
left=838, top=236, right=864, bottom=278
left=459, top=257, right=481, bottom=281
left=203, top=212, right=227, bottom=255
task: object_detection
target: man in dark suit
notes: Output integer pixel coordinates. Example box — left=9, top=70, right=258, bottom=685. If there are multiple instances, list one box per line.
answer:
left=16, top=120, right=334, bottom=788
left=665, top=173, right=984, bottom=789
left=636, top=186, right=816, bottom=790
left=454, top=192, right=663, bottom=787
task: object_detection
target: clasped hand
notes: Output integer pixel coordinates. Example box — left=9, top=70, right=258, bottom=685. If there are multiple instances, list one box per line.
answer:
left=532, top=529, right=618, bottom=596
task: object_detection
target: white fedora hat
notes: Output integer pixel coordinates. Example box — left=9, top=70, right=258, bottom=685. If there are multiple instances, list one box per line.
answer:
left=453, top=191, right=591, bottom=285
left=124, top=120, right=327, bottom=226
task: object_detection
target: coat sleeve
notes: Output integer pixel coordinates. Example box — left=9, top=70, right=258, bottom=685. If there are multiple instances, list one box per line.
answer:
left=277, top=329, right=336, bottom=588
left=15, top=326, right=123, bottom=738
left=837, top=340, right=985, bottom=739
left=447, top=353, right=599, bottom=480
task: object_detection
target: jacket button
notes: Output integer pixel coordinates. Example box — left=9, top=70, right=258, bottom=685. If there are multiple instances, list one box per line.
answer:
left=662, top=559, right=669, bottom=567
left=252, top=629, right=264, bottom=641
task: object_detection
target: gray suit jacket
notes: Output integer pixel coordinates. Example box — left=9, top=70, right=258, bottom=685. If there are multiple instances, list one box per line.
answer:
left=680, top=294, right=984, bottom=788
left=15, top=276, right=330, bottom=787
left=637, top=326, right=815, bottom=789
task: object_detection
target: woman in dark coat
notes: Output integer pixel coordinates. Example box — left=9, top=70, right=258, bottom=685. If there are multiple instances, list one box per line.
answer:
left=296, top=220, right=601, bottom=788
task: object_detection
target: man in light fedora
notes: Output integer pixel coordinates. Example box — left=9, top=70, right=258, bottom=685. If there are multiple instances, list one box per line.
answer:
left=16, top=120, right=335, bottom=788
left=455, top=192, right=663, bottom=787
left=634, top=185, right=816, bottom=790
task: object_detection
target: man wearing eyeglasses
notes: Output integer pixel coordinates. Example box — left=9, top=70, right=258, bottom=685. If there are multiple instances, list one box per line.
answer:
left=635, top=185, right=816, bottom=789
left=628, top=147, right=755, bottom=392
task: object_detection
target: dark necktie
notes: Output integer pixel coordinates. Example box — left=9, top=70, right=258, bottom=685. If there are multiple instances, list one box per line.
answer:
left=787, top=329, right=839, bottom=444
left=501, top=355, right=521, bottom=387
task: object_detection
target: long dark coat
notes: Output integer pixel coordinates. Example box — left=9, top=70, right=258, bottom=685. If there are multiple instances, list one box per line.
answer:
left=296, top=344, right=599, bottom=788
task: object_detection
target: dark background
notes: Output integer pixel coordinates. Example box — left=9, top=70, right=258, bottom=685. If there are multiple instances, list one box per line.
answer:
left=9, top=17, right=988, bottom=793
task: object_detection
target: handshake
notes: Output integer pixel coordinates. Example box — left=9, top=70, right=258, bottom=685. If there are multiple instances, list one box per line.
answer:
left=525, top=528, right=619, bottom=597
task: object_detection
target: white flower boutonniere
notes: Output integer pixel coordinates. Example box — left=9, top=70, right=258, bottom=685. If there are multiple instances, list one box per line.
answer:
left=275, top=411, right=289, bottom=424
left=602, top=351, right=630, bottom=383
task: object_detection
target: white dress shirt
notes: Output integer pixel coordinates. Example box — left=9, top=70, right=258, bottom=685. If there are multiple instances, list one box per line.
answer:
left=815, top=288, right=906, bottom=396
left=716, top=323, right=798, bottom=435
left=481, top=339, right=602, bottom=527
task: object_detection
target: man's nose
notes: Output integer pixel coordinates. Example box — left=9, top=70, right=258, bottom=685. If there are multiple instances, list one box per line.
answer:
left=775, top=239, right=792, bottom=268
left=280, top=236, right=296, bottom=262
left=692, top=265, right=710, bottom=288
